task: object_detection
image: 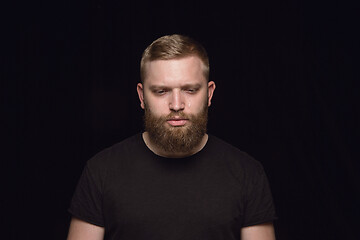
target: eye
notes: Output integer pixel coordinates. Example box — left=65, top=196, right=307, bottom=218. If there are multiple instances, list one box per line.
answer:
left=185, top=88, right=198, bottom=94
left=154, top=89, right=167, bottom=95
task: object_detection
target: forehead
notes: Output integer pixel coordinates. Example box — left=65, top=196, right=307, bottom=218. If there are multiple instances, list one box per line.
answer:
left=143, top=56, right=207, bottom=85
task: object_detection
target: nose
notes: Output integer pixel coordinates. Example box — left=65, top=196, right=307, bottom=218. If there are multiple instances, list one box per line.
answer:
left=169, top=90, right=185, bottom=111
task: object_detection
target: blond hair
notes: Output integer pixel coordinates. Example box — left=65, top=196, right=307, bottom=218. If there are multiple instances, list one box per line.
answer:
left=140, top=34, right=209, bottom=83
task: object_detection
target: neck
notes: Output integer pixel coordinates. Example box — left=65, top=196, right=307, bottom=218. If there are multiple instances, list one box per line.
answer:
left=142, top=132, right=208, bottom=158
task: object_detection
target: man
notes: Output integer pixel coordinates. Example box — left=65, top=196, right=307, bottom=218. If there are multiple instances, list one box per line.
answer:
left=67, top=34, right=277, bottom=240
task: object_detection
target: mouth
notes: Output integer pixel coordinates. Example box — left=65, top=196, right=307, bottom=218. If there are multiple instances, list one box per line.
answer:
left=166, top=118, right=189, bottom=127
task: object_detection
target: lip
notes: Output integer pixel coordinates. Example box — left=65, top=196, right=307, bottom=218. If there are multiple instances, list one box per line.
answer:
left=166, top=119, right=188, bottom=126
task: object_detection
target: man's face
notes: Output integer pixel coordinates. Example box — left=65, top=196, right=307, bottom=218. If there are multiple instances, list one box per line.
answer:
left=137, top=56, right=215, bottom=153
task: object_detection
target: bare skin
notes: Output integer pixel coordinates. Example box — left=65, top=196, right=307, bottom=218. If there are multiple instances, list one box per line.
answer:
left=137, top=56, right=215, bottom=158
left=67, top=218, right=275, bottom=240
left=241, top=222, right=276, bottom=240
left=67, top=56, right=276, bottom=240
left=67, top=217, right=104, bottom=240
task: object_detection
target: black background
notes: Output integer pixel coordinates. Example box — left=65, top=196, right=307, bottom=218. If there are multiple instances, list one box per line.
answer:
left=4, top=0, right=359, bottom=239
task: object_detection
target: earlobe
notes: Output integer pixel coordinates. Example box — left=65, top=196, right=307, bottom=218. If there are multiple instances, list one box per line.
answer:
left=207, top=81, right=216, bottom=106
left=137, top=83, right=145, bottom=109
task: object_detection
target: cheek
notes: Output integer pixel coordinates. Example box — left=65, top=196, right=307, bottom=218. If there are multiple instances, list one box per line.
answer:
left=188, top=94, right=208, bottom=110
left=145, top=98, right=169, bottom=115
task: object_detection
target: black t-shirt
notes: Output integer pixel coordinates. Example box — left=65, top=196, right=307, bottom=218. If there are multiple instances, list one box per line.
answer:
left=69, top=133, right=276, bottom=240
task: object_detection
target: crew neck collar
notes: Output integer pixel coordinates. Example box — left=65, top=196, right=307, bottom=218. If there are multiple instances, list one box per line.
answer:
left=139, top=132, right=211, bottom=160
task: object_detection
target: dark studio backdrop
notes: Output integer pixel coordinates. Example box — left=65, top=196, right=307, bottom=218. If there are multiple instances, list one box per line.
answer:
left=3, top=0, right=359, bottom=239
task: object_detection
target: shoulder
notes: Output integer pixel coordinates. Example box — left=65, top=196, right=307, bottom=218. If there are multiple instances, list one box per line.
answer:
left=207, top=135, right=260, bottom=165
left=207, top=134, right=266, bottom=180
left=86, top=133, right=144, bottom=171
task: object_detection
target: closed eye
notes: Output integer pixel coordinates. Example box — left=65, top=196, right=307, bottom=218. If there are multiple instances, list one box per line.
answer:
left=152, top=88, right=169, bottom=95
left=184, top=88, right=199, bottom=94
left=186, top=89, right=195, bottom=93
left=182, top=84, right=201, bottom=94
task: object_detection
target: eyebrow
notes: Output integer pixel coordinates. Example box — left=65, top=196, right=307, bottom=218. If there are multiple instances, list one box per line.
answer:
left=149, top=83, right=202, bottom=91
left=149, top=85, right=171, bottom=91
left=181, top=83, right=202, bottom=89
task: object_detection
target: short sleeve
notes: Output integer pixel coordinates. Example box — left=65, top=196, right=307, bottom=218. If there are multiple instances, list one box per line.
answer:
left=242, top=162, right=277, bottom=227
left=68, top=162, right=105, bottom=227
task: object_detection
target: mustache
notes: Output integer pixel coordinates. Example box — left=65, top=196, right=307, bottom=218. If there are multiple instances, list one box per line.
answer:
left=166, top=111, right=190, bottom=120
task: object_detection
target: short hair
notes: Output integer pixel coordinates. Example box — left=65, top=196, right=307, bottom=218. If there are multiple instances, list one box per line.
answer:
left=140, top=34, right=209, bottom=83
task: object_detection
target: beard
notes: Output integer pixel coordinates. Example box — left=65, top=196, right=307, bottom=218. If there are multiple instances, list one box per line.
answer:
left=144, top=103, right=208, bottom=154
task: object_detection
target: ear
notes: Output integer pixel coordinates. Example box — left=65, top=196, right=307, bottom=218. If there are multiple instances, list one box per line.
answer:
left=207, top=81, right=216, bottom=107
left=137, top=83, right=145, bottom=109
